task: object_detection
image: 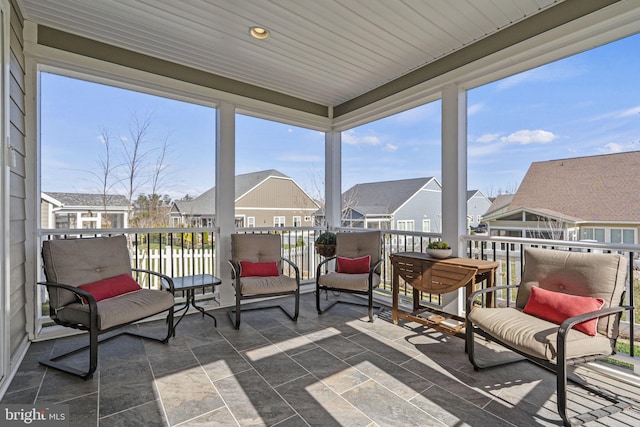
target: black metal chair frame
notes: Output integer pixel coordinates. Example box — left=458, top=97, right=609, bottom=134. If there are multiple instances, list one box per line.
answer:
left=227, top=259, right=300, bottom=329
left=39, top=268, right=174, bottom=380
left=466, top=285, right=633, bottom=426
left=315, top=257, right=384, bottom=322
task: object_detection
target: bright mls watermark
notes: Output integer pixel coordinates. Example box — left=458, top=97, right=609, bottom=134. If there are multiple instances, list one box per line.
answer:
left=1, top=404, right=69, bottom=426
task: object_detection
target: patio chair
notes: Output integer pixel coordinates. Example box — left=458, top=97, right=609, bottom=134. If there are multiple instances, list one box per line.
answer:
left=466, top=248, right=632, bottom=426
left=228, top=233, right=300, bottom=329
left=39, top=235, right=175, bottom=379
left=316, top=231, right=383, bottom=322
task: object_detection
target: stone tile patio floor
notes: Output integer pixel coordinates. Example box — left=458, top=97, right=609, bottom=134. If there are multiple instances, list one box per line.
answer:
left=2, top=292, right=640, bottom=426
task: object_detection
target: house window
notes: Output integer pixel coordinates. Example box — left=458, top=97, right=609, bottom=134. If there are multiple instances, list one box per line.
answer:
left=581, top=228, right=605, bottom=242
left=103, top=213, right=125, bottom=228
left=397, top=220, right=414, bottom=231
left=55, top=213, right=77, bottom=229
left=293, top=216, right=301, bottom=227
left=610, top=228, right=635, bottom=244
left=422, top=219, right=431, bottom=232
left=274, top=216, right=285, bottom=227
left=247, top=217, right=255, bottom=227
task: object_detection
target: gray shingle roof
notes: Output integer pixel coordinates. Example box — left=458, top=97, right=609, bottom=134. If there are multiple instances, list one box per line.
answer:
left=43, top=192, right=129, bottom=207
left=509, top=151, right=640, bottom=222
left=342, top=177, right=436, bottom=215
left=173, top=169, right=290, bottom=215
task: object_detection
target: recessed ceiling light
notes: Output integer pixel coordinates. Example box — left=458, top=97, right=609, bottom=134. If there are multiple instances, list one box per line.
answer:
left=249, top=26, right=270, bottom=40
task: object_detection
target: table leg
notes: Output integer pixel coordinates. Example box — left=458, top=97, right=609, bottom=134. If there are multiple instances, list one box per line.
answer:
left=392, top=268, right=399, bottom=324
left=191, top=289, right=217, bottom=327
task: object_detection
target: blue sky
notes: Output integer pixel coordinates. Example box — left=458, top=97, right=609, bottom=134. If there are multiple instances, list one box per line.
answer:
left=41, top=32, right=639, bottom=200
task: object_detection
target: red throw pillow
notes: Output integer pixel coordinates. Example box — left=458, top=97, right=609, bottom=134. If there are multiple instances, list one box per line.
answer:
left=240, top=261, right=280, bottom=277
left=337, top=255, right=371, bottom=274
left=523, top=286, right=604, bottom=336
left=78, top=274, right=141, bottom=303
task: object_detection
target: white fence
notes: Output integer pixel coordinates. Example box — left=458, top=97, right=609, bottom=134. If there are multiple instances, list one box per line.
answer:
left=135, top=247, right=215, bottom=289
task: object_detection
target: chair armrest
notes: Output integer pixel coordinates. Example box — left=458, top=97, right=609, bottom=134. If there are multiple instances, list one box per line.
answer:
left=132, top=268, right=174, bottom=293
left=369, top=258, right=384, bottom=276
left=37, top=281, right=98, bottom=313
left=557, top=305, right=633, bottom=362
left=316, top=256, right=337, bottom=279
left=466, top=284, right=520, bottom=312
left=228, top=260, right=240, bottom=280
left=558, top=305, right=633, bottom=337
left=282, top=258, right=300, bottom=282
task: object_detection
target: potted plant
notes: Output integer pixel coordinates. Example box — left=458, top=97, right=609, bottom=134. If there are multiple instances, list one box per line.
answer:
left=426, top=240, right=452, bottom=259
left=315, top=231, right=337, bottom=257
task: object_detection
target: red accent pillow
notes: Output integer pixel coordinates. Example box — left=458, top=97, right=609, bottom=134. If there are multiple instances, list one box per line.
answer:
left=240, top=261, right=280, bottom=277
left=337, top=255, right=371, bottom=274
left=523, top=286, right=604, bottom=336
left=78, top=274, right=141, bottom=303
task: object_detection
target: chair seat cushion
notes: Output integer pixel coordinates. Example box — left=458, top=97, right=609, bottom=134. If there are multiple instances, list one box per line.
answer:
left=56, top=289, right=174, bottom=331
left=238, top=275, right=298, bottom=295
left=468, top=307, right=613, bottom=362
left=318, top=272, right=381, bottom=291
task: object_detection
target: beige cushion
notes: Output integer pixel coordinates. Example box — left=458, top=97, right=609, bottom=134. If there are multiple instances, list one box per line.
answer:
left=318, top=272, right=381, bottom=291
left=56, top=289, right=174, bottom=331
left=42, top=235, right=133, bottom=308
left=468, top=307, right=614, bottom=362
left=237, top=275, right=298, bottom=295
left=515, top=248, right=627, bottom=338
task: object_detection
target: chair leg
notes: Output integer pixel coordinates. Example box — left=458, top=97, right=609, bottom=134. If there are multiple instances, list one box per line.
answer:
left=317, top=289, right=380, bottom=322
left=229, top=292, right=299, bottom=328
left=227, top=292, right=242, bottom=329
left=40, top=309, right=174, bottom=380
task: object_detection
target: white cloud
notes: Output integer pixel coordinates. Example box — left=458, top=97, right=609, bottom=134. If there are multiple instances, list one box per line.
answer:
left=618, top=105, right=640, bottom=118
left=97, top=135, right=106, bottom=144
left=393, top=103, right=439, bottom=125
left=342, top=130, right=381, bottom=146
left=500, top=129, right=557, bottom=145
left=382, top=144, right=398, bottom=152
left=599, top=141, right=639, bottom=154
left=476, top=133, right=500, bottom=143
left=496, top=61, right=582, bottom=90
left=467, top=103, right=484, bottom=116
left=602, top=142, right=624, bottom=153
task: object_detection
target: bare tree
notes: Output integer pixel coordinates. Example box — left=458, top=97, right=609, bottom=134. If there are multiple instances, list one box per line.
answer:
left=121, top=113, right=153, bottom=215
left=91, top=128, right=122, bottom=227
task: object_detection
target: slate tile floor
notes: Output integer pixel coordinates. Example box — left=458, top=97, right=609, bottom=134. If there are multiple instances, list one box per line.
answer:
left=3, top=292, right=640, bottom=426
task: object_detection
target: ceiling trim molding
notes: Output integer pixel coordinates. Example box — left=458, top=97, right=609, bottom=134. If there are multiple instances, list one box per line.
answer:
left=333, top=0, right=621, bottom=118
left=36, top=25, right=329, bottom=118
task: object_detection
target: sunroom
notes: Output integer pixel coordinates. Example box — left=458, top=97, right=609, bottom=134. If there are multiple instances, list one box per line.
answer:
left=1, top=1, right=640, bottom=425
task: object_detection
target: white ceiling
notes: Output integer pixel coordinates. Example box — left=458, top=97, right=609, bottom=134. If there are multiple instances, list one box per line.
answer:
left=17, top=0, right=565, bottom=108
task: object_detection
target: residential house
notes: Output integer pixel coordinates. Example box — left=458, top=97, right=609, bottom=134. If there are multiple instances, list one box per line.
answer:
left=41, top=192, right=129, bottom=229
left=466, top=190, right=492, bottom=230
left=338, top=178, right=492, bottom=233
left=483, top=151, right=640, bottom=243
left=341, top=177, right=441, bottom=231
left=170, top=170, right=320, bottom=228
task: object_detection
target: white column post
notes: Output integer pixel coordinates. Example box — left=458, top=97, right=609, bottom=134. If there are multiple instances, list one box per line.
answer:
left=325, top=131, right=341, bottom=229
left=440, top=84, right=468, bottom=316
left=216, top=102, right=236, bottom=306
